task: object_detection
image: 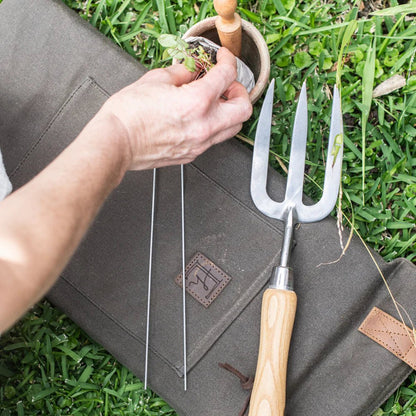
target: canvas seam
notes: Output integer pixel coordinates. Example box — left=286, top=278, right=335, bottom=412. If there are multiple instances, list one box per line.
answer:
left=58, top=273, right=179, bottom=374
left=189, top=162, right=284, bottom=237
left=11, top=77, right=97, bottom=178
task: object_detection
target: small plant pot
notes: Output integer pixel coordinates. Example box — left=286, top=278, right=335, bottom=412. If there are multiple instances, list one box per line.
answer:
left=182, top=17, right=270, bottom=104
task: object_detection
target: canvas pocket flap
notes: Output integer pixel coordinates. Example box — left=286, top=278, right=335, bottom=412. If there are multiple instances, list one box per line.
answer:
left=62, top=157, right=284, bottom=376
left=11, top=76, right=285, bottom=377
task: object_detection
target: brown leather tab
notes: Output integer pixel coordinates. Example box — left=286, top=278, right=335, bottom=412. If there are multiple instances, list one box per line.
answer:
left=176, top=252, right=232, bottom=308
left=359, top=307, right=416, bottom=370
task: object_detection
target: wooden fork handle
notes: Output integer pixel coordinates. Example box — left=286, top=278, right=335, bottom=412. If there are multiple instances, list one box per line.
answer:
left=248, top=288, right=297, bottom=416
left=213, top=0, right=242, bottom=57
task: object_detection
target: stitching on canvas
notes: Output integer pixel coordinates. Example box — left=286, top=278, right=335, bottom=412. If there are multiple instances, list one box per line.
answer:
left=11, top=77, right=95, bottom=178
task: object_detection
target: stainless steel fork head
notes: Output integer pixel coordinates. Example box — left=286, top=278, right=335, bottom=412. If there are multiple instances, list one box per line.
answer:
left=251, top=79, right=343, bottom=225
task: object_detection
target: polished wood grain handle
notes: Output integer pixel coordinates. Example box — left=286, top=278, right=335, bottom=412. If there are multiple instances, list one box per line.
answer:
left=248, top=288, right=297, bottom=416
left=213, top=0, right=242, bottom=57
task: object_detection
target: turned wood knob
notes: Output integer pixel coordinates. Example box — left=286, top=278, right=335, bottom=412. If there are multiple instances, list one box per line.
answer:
left=214, top=0, right=242, bottom=57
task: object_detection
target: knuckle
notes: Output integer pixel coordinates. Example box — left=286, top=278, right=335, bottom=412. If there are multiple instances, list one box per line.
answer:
left=194, top=142, right=210, bottom=157
left=183, top=155, right=196, bottom=164
left=185, top=148, right=200, bottom=163
left=179, top=89, right=209, bottom=117
left=139, top=68, right=171, bottom=84
left=234, top=123, right=243, bottom=135
left=243, top=100, right=253, bottom=120
left=193, top=123, right=211, bottom=141
left=218, top=60, right=237, bottom=81
left=193, top=92, right=211, bottom=114
left=229, top=63, right=238, bottom=81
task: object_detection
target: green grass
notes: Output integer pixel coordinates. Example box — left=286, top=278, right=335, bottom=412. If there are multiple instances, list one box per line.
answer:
left=0, top=302, right=176, bottom=415
left=1, top=0, right=415, bottom=414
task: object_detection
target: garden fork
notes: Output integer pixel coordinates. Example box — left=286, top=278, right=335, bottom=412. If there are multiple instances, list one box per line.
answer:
left=248, top=79, right=343, bottom=415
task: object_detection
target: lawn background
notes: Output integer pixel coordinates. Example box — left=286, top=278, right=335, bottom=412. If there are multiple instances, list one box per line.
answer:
left=0, top=0, right=415, bottom=414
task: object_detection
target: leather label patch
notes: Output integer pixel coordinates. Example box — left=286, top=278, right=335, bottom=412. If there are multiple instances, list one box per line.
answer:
left=359, top=306, right=416, bottom=370
left=175, top=252, right=232, bottom=308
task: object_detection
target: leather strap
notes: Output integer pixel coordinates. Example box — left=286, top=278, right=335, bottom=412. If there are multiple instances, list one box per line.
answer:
left=359, top=307, right=416, bottom=370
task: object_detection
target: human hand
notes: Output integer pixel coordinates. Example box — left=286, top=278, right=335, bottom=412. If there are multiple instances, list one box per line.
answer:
left=100, top=47, right=252, bottom=170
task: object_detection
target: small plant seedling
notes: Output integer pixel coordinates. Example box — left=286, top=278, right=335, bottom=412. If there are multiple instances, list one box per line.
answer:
left=158, top=34, right=216, bottom=78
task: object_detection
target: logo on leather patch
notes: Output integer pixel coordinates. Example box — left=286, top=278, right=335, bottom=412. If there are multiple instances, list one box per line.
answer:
left=175, top=252, right=232, bottom=308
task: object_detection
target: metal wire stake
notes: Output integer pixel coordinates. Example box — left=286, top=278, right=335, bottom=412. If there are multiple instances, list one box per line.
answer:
left=181, top=164, right=187, bottom=391
left=144, top=168, right=157, bottom=390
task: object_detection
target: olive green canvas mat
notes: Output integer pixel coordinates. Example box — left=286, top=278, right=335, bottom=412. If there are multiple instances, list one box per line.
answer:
left=1, top=0, right=415, bottom=415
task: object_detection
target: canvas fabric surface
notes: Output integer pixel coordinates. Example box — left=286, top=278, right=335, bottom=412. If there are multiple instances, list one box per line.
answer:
left=1, top=1, right=416, bottom=415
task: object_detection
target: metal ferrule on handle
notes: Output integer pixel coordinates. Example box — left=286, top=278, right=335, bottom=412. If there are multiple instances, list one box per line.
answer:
left=269, top=266, right=294, bottom=291
left=270, top=208, right=295, bottom=291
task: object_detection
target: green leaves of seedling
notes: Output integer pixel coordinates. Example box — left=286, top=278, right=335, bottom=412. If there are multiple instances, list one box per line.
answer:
left=159, top=34, right=190, bottom=63
left=158, top=34, right=187, bottom=49
left=158, top=34, right=212, bottom=73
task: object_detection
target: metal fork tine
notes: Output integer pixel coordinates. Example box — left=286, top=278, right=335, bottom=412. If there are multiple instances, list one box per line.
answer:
left=251, top=79, right=285, bottom=217
left=285, top=82, right=308, bottom=204
left=251, top=79, right=343, bottom=224
left=252, top=79, right=275, bottom=184
left=297, top=85, right=343, bottom=222
left=323, top=85, right=343, bottom=191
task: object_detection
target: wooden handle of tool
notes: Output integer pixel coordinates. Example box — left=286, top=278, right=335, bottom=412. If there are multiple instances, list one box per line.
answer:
left=213, top=0, right=242, bottom=57
left=248, top=288, right=297, bottom=416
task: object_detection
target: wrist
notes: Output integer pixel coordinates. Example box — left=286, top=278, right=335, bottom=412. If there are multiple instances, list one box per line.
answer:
left=79, top=111, right=133, bottom=187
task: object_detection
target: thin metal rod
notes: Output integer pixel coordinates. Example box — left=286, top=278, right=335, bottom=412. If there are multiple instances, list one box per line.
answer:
left=144, top=168, right=157, bottom=390
left=181, top=164, right=187, bottom=391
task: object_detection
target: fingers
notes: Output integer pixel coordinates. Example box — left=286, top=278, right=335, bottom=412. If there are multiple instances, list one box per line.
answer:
left=222, top=81, right=252, bottom=117
left=138, top=63, right=197, bottom=87
left=199, top=48, right=252, bottom=124
left=189, top=47, right=252, bottom=128
left=223, top=78, right=250, bottom=101
left=117, top=47, right=252, bottom=171
left=167, top=122, right=244, bottom=167
left=209, top=81, right=252, bottom=132
left=140, top=47, right=237, bottom=93
left=210, top=123, right=244, bottom=145
left=193, top=48, right=238, bottom=100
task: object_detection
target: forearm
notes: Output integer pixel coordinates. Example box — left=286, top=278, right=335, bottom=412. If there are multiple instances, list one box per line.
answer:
left=0, top=114, right=130, bottom=331
left=0, top=49, right=251, bottom=332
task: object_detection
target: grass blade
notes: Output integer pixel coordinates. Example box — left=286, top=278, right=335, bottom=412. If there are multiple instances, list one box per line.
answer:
left=361, top=37, right=377, bottom=203
left=156, top=0, right=169, bottom=33
left=372, top=3, right=416, bottom=16
left=272, top=0, right=287, bottom=15
left=336, top=19, right=358, bottom=87
left=118, top=2, right=153, bottom=42
left=91, top=0, right=106, bottom=27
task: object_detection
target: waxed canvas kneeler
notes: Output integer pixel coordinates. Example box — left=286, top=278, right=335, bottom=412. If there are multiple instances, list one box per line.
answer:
left=1, top=0, right=416, bottom=415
